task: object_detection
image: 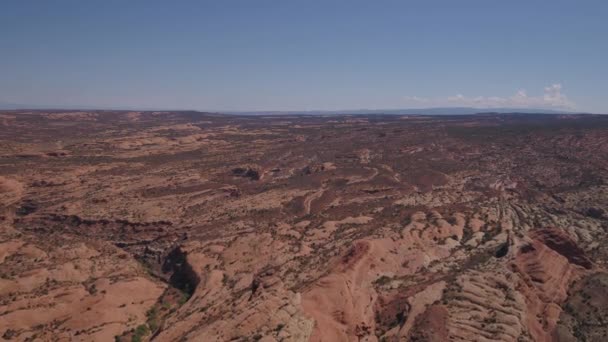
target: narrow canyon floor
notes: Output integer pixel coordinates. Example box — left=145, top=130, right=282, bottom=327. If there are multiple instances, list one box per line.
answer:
left=1, top=111, right=608, bottom=341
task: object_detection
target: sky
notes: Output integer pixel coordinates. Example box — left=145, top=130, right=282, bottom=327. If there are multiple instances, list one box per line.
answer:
left=1, top=0, right=607, bottom=113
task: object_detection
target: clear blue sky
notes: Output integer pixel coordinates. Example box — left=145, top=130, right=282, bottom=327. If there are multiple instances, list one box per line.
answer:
left=1, top=0, right=607, bottom=112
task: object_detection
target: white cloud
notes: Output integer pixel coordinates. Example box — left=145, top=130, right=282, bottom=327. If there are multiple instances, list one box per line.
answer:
left=403, top=84, right=575, bottom=109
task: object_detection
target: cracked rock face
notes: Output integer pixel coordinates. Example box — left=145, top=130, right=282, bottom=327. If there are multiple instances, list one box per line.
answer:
left=1, top=111, right=608, bottom=341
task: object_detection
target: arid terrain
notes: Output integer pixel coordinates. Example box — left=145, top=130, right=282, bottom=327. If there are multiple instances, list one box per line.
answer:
left=1, top=110, right=608, bottom=342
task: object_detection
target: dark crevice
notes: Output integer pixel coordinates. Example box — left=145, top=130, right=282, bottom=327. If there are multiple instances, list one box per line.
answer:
left=495, top=243, right=509, bottom=258
left=162, top=246, right=200, bottom=296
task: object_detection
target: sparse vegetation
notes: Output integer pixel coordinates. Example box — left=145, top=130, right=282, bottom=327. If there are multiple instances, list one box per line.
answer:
left=131, top=324, right=149, bottom=342
left=374, top=275, right=392, bottom=286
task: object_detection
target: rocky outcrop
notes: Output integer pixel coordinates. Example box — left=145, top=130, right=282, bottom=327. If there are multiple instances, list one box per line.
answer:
left=0, top=229, right=165, bottom=341
left=232, top=166, right=262, bottom=181
left=530, top=228, right=593, bottom=269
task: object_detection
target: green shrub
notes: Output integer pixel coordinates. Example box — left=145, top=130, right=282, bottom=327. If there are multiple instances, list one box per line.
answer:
left=131, top=324, right=149, bottom=342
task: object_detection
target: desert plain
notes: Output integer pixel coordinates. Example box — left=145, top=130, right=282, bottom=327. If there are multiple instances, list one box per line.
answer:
left=1, top=111, right=608, bottom=341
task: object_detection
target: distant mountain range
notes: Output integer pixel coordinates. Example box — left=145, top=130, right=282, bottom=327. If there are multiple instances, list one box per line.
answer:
left=0, top=102, right=586, bottom=115
left=227, top=107, right=580, bottom=115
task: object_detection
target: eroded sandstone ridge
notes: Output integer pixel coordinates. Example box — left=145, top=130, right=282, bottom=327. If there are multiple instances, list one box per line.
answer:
left=1, top=111, right=608, bottom=341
